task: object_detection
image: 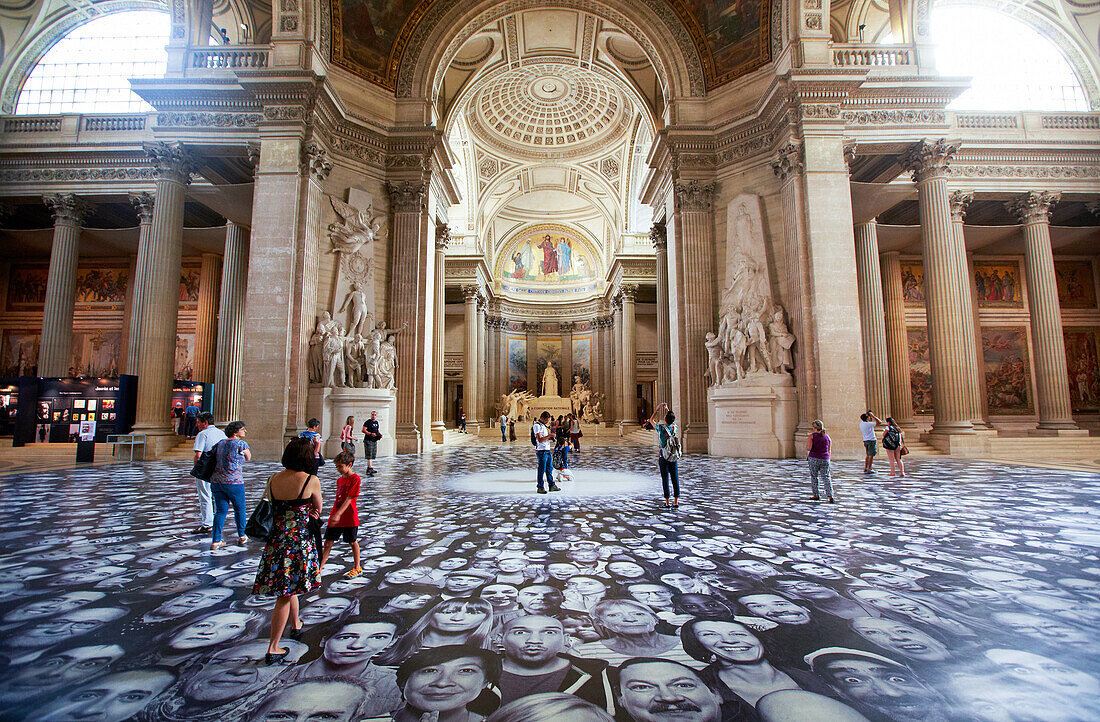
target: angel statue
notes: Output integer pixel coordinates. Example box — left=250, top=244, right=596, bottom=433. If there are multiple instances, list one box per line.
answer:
left=328, top=196, right=383, bottom=255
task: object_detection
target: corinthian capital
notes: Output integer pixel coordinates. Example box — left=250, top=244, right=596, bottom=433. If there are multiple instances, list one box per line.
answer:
left=43, top=194, right=93, bottom=225
left=524, top=321, right=541, bottom=334
left=560, top=321, right=576, bottom=333
left=771, top=142, right=804, bottom=181
left=903, top=139, right=958, bottom=184
left=144, top=141, right=197, bottom=184
left=674, top=180, right=715, bottom=212
left=129, top=192, right=155, bottom=222
left=435, top=223, right=451, bottom=251
left=619, top=283, right=638, bottom=301
left=949, top=191, right=973, bottom=222
left=1008, top=191, right=1060, bottom=225
left=462, top=284, right=482, bottom=302
left=386, top=181, right=427, bottom=213
left=302, top=142, right=333, bottom=182
left=649, top=222, right=667, bottom=252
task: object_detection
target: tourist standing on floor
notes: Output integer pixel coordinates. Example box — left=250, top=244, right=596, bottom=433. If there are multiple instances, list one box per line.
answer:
left=191, top=412, right=226, bottom=535
left=533, top=411, right=558, bottom=494
left=554, top=414, right=570, bottom=474
left=184, top=401, right=200, bottom=438
left=319, top=450, right=362, bottom=578
left=806, top=419, right=834, bottom=503
left=646, top=402, right=681, bottom=508
left=340, top=415, right=355, bottom=455
left=362, top=410, right=381, bottom=476
left=460, top=411, right=467, bottom=433
left=859, top=410, right=884, bottom=474
left=569, top=413, right=581, bottom=451
left=882, top=417, right=906, bottom=477
left=500, top=412, right=508, bottom=442
left=299, top=417, right=323, bottom=474
left=210, top=420, right=252, bottom=549
left=252, top=437, right=322, bottom=663
left=508, top=419, right=516, bottom=441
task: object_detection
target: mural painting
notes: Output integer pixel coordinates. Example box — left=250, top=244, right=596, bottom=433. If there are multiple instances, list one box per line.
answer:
left=682, top=0, right=771, bottom=81
left=5, top=265, right=48, bottom=308
left=496, top=225, right=600, bottom=300
left=1064, top=328, right=1100, bottom=412
left=536, top=340, right=562, bottom=396
left=973, top=263, right=1023, bottom=308
left=507, top=337, right=526, bottom=392
left=908, top=328, right=932, bottom=414
left=75, top=267, right=129, bottom=306
left=174, top=333, right=195, bottom=380
left=981, top=327, right=1033, bottom=414
left=331, top=0, right=413, bottom=88
left=179, top=266, right=201, bottom=305
left=70, top=330, right=122, bottom=378
left=0, top=330, right=39, bottom=376
left=1056, top=261, right=1097, bottom=309
left=572, top=337, right=591, bottom=387
left=901, top=263, right=925, bottom=304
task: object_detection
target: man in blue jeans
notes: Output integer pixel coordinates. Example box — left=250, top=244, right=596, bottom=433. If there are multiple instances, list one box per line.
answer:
left=532, top=411, right=559, bottom=494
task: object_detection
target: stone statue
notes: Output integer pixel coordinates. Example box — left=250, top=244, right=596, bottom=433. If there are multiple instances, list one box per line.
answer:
left=307, top=325, right=325, bottom=384
left=344, top=333, right=363, bottom=387
left=542, top=363, right=558, bottom=397
left=364, top=320, right=405, bottom=391
left=704, top=333, right=723, bottom=386
left=768, top=307, right=795, bottom=373
left=501, top=389, right=535, bottom=422
left=569, top=375, right=590, bottom=417
left=338, top=282, right=370, bottom=337
left=376, top=337, right=398, bottom=391
left=585, top=392, right=604, bottom=423
left=329, top=196, right=382, bottom=255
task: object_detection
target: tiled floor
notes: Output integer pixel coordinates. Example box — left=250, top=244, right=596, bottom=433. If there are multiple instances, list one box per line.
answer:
left=1, top=445, right=1099, bottom=721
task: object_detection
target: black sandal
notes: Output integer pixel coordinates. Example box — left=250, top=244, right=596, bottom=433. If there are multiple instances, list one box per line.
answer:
left=265, top=648, right=289, bottom=664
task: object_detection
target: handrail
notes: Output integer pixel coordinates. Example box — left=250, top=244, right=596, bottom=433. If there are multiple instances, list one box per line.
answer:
left=190, top=45, right=270, bottom=70
left=4, top=116, right=62, bottom=132
left=107, top=433, right=146, bottom=463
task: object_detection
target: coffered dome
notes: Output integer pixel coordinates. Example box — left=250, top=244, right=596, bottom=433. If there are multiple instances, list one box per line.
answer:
left=466, top=64, right=631, bottom=159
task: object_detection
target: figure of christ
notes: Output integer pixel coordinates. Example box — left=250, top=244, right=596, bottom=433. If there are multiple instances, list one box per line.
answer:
left=538, top=235, right=558, bottom=276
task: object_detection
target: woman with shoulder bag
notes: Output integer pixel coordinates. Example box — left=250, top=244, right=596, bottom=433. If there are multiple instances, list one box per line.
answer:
left=882, top=417, right=906, bottom=478
left=252, top=437, right=323, bottom=663
left=646, top=402, right=682, bottom=508
left=339, top=415, right=355, bottom=455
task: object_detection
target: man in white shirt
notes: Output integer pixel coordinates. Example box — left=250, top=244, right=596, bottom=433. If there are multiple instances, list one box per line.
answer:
left=500, top=413, right=509, bottom=442
left=192, top=412, right=227, bottom=534
left=859, top=410, right=884, bottom=474
left=532, top=411, right=559, bottom=494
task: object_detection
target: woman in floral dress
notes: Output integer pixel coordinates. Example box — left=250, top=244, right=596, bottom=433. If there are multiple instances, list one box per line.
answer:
left=253, top=437, right=323, bottom=663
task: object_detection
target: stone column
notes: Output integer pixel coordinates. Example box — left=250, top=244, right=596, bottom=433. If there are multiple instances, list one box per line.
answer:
left=620, top=284, right=639, bottom=428
left=39, top=194, right=91, bottom=377
left=192, top=252, right=221, bottom=384
left=486, top=316, right=500, bottom=419
left=611, top=298, right=624, bottom=426
left=596, top=315, right=613, bottom=424
left=854, top=220, right=890, bottom=415
left=525, top=322, right=539, bottom=393
left=477, top=296, right=487, bottom=424
left=651, top=222, right=673, bottom=405
left=123, top=193, right=154, bottom=375
left=950, top=191, right=990, bottom=430
left=560, top=321, right=574, bottom=398
left=431, top=226, right=449, bottom=442
left=462, top=286, right=481, bottom=430
left=965, top=250, right=991, bottom=424
left=1010, top=191, right=1079, bottom=432
left=213, top=222, right=248, bottom=423
left=880, top=251, right=914, bottom=423
left=132, top=143, right=194, bottom=447
left=903, top=139, right=975, bottom=437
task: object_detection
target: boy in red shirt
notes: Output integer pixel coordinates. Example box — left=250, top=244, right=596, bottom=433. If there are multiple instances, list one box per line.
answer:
left=320, top=450, right=362, bottom=578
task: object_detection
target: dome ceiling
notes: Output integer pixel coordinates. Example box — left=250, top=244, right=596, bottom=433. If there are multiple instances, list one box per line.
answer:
left=466, top=64, right=631, bottom=159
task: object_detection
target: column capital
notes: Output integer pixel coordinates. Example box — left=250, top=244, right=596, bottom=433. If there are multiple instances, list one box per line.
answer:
left=247, top=142, right=261, bottom=173
left=611, top=294, right=623, bottom=311
left=386, top=180, right=427, bottom=213
left=1008, top=191, right=1060, bottom=225
left=43, top=194, right=93, bottom=225
left=620, top=283, right=638, bottom=301
left=129, top=192, right=155, bottom=222
left=560, top=321, right=576, bottom=333
left=949, top=191, right=973, bottom=222
left=301, top=142, right=332, bottom=182
left=523, top=321, right=541, bottom=334
left=462, top=284, right=481, bottom=302
left=649, top=222, right=667, bottom=251
left=476, top=294, right=488, bottom=312
left=903, top=138, right=958, bottom=183
left=843, top=139, right=857, bottom=174
left=144, top=141, right=197, bottom=184
left=674, top=180, right=715, bottom=212
left=435, top=223, right=451, bottom=251
left=771, top=142, right=804, bottom=181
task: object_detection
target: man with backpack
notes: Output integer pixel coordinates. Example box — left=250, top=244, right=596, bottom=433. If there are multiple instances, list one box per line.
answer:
left=645, top=402, right=682, bottom=508
left=531, top=411, right=559, bottom=494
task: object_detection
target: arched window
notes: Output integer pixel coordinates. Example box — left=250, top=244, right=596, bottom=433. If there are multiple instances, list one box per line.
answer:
left=15, top=10, right=170, bottom=115
left=931, top=6, right=1088, bottom=111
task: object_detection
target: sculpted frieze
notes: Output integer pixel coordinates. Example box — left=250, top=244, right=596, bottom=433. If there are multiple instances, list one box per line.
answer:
left=841, top=110, right=946, bottom=125
left=949, top=165, right=1100, bottom=179
left=156, top=112, right=264, bottom=128
left=0, top=167, right=156, bottom=183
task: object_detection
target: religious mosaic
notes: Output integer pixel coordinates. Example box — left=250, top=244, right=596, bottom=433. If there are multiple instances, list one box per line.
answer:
left=1056, top=261, right=1097, bottom=309
left=5, top=265, right=48, bottom=308
left=495, top=225, right=600, bottom=300
left=981, top=327, right=1033, bottom=415
left=1, top=450, right=1098, bottom=721
left=74, top=266, right=129, bottom=307
left=908, top=328, right=933, bottom=414
left=900, top=264, right=925, bottom=305
left=1064, top=328, right=1100, bottom=412
left=973, top=263, right=1023, bottom=308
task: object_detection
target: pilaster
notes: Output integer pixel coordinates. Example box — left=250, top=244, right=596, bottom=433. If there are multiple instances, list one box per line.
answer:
left=619, top=284, right=639, bottom=429
left=651, top=223, right=673, bottom=406
left=431, top=225, right=448, bottom=442
left=611, top=298, right=624, bottom=427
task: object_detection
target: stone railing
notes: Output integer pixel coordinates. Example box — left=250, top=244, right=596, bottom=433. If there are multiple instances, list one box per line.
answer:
left=956, top=113, right=1019, bottom=129
left=1042, top=114, right=1100, bottom=130
left=83, top=115, right=146, bottom=131
left=832, top=45, right=914, bottom=67
left=4, top=116, right=62, bottom=133
left=190, top=46, right=270, bottom=70
left=0, top=112, right=153, bottom=147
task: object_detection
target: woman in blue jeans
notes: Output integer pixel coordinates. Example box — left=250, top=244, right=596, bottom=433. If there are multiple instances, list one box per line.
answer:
left=646, top=402, right=680, bottom=508
left=210, top=420, right=252, bottom=550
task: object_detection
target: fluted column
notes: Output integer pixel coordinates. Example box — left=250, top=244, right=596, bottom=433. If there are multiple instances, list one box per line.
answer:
left=651, top=223, right=673, bottom=405
left=525, top=322, right=539, bottom=393
left=903, top=139, right=974, bottom=435
left=854, top=220, right=890, bottom=415
left=39, top=194, right=91, bottom=377
left=462, top=286, right=481, bottom=430
left=596, top=316, right=613, bottom=424
left=133, top=143, right=194, bottom=439
left=560, top=321, right=574, bottom=397
left=477, top=297, right=487, bottom=424
left=1010, top=191, right=1078, bottom=431
left=620, top=284, right=639, bottom=428
left=431, top=226, right=449, bottom=441
left=881, top=252, right=914, bottom=424
left=611, top=298, right=623, bottom=425
left=965, top=251, right=991, bottom=424
left=950, top=192, right=989, bottom=429
left=213, top=222, right=248, bottom=423
left=123, top=193, right=154, bottom=375
left=192, top=252, right=221, bottom=384
left=486, top=316, right=500, bottom=418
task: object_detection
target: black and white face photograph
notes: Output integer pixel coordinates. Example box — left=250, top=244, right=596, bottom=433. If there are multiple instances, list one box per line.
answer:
left=1, top=448, right=1099, bottom=722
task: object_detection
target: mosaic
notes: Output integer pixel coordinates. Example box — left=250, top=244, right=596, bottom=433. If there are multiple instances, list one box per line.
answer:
left=1, top=448, right=1099, bottom=722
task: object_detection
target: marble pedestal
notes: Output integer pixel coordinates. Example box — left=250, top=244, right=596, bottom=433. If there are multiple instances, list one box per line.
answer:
left=306, top=385, right=396, bottom=458
left=528, top=395, right=573, bottom=421
left=708, top=377, right=797, bottom=458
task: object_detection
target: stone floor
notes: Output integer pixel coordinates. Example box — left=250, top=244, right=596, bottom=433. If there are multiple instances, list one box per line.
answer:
left=1, top=445, right=1099, bottom=721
